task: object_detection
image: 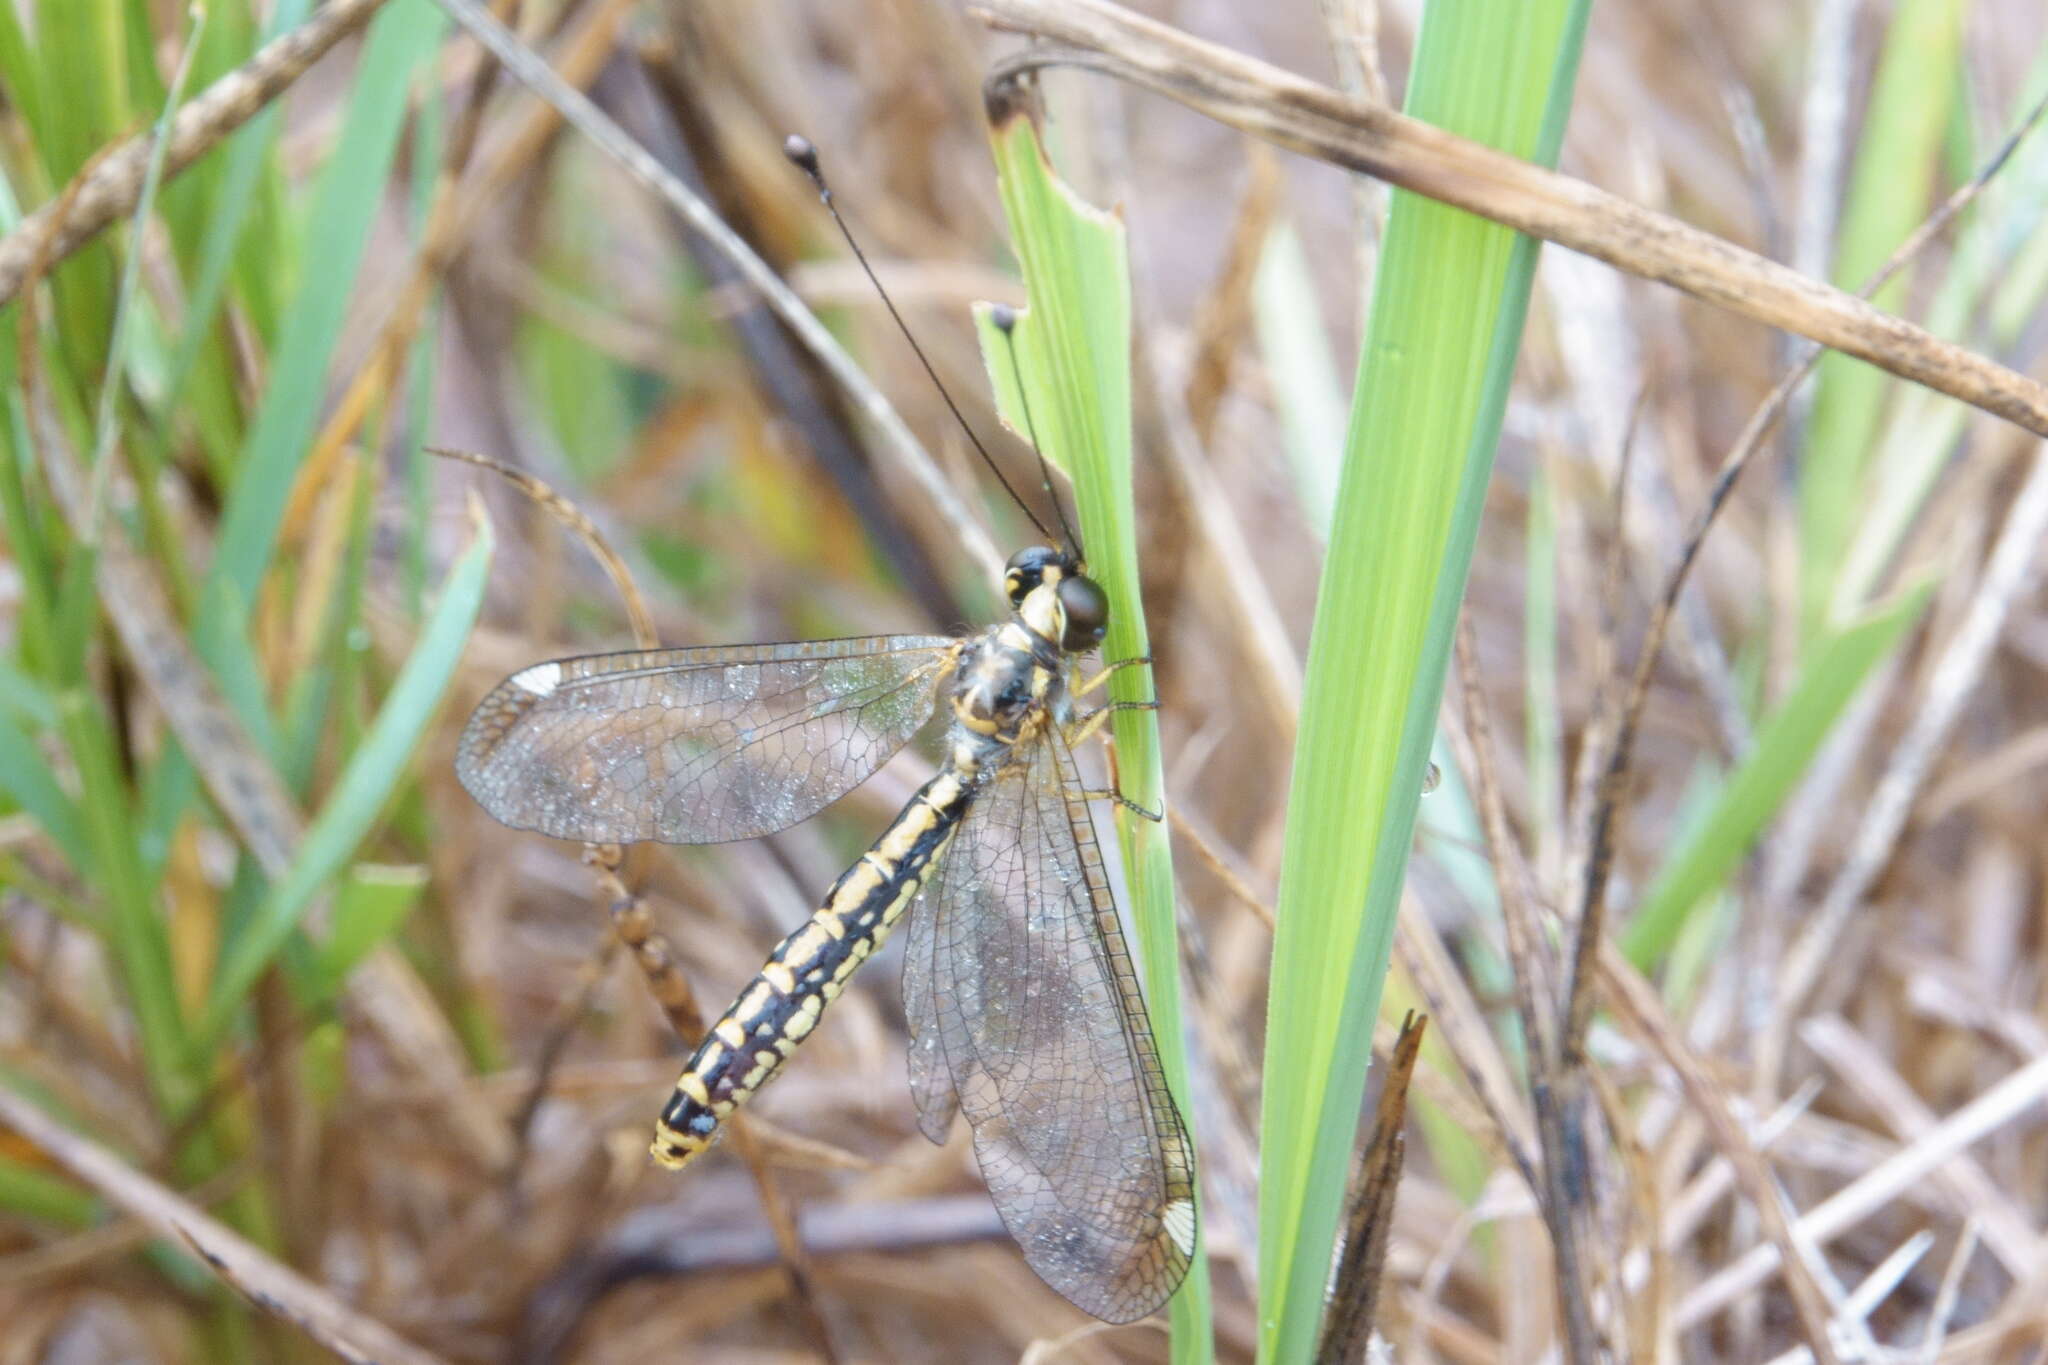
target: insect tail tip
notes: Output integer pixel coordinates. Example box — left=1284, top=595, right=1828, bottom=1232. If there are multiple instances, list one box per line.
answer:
left=649, top=1127, right=707, bottom=1171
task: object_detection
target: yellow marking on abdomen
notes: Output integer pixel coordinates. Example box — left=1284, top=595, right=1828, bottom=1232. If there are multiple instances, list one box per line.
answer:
left=651, top=770, right=973, bottom=1169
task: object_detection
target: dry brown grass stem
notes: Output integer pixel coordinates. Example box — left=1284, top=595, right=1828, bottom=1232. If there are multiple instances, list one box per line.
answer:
left=1449, top=618, right=1595, bottom=1358
left=0, top=0, right=397, bottom=308
left=1315, top=1012, right=1424, bottom=1364
left=975, top=0, right=2048, bottom=441
left=1392, top=904, right=1538, bottom=1184
left=0, top=1080, right=449, bottom=1365
left=1597, top=948, right=1846, bottom=1364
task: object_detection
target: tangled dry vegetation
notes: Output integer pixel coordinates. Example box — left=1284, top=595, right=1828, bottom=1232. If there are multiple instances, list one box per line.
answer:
left=2, top=0, right=2047, bottom=1361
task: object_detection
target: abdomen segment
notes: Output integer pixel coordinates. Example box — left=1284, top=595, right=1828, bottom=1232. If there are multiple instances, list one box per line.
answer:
left=651, top=768, right=971, bottom=1167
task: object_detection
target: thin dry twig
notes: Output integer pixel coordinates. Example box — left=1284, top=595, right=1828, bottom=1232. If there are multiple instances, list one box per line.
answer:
left=1168, top=805, right=1276, bottom=931
left=0, top=1080, right=449, bottom=1365
left=974, top=0, right=2048, bottom=439
left=1391, top=903, right=1539, bottom=1186
left=0, top=0, right=397, bottom=307
left=1449, top=616, right=1596, bottom=1361
left=431, top=447, right=657, bottom=647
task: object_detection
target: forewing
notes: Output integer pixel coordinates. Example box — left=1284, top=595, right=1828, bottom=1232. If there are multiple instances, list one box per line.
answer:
left=456, top=635, right=957, bottom=844
left=914, top=733, right=1195, bottom=1324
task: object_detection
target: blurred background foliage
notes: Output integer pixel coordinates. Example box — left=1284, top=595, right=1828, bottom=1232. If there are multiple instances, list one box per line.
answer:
left=1, top=0, right=2047, bottom=1361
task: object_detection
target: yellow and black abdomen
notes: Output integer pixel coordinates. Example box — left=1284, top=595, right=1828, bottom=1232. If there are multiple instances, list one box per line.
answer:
left=651, top=766, right=974, bottom=1167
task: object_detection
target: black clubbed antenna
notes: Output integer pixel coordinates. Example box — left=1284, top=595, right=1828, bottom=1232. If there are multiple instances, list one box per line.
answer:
left=783, top=134, right=1060, bottom=550
left=989, top=303, right=1083, bottom=562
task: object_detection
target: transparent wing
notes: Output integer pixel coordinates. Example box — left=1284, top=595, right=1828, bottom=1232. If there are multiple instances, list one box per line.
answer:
left=456, top=635, right=958, bottom=845
left=902, top=868, right=960, bottom=1144
left=906, top=732, right=1195, bottom=1323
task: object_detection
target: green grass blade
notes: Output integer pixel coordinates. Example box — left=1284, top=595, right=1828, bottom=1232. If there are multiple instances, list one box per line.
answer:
left=309, top=864, right=429, bottom=1003
left=1799, top=0, right=1969, bottom=636
left=1253, top=223, right=1347, bottom=528
left=1255, top=199, right=1505, bottom=1214
left=0, top=707, right=89, bottom=872
left=1833, top=48, right=2048, bottom=616
left=87, top=2, right=207, bottom=522
left=198, top=513, right=493, bottom=1046
left=144, top=0, right=443, bottom=881
left=57, top=690, right=190, bottom=1112
left=163, top=0, right=311, bottom=412
left=206, top=0, right=444, bottom=607
left=977, top=109, right=1212, bottom=1360
left=1622, top=580, right=1933, bottom=967
left=1256, top=0, right=1590, bottom=1356
left=0, top=1155, right=96, bottom=1227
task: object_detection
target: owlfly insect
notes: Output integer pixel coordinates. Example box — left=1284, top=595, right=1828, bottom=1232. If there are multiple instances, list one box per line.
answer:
left=456, top=138, right=1194, bottom=1323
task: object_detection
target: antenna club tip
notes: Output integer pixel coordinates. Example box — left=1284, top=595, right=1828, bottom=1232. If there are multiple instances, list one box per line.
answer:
left=782, top=134, right=822, bottom=179
left=991, top=303, right=1019, bottom=332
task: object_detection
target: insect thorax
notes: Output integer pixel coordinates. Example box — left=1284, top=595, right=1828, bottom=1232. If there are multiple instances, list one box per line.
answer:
left=946, top=620, right=1069, bottom=768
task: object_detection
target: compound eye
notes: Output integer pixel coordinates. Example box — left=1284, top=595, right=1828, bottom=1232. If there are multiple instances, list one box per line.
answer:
left=1004, top=545, right=1060, bottom=605
left=1057, top=575, right=1109, bottom=651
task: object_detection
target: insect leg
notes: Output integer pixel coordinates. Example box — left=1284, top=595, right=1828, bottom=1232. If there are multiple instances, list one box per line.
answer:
left=1078, top=786, right=1165, bottom=823
left=1075, top=653, right=1153, bottom=697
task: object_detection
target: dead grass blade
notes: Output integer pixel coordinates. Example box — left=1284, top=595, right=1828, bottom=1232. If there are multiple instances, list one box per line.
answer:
left=0, top=1080, right=450, bottom=1365
left=1675, top=1031, right=2048, bottom=1327
left=974, top=0, right=2048, bottom=440
left=1316, top=1012, right=1425, bottom=1365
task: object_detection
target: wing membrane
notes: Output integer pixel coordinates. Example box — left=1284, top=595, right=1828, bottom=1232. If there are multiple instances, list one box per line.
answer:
left=903, top=867, right=960, bottom=1144
left=907, top=732, right=1195, bottom=1323
left=456, top=635, right=957, bottom=845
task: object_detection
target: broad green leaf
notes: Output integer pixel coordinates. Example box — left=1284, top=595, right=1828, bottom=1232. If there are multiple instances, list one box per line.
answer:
left=1256, top=0, right=1590, bottom=1357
